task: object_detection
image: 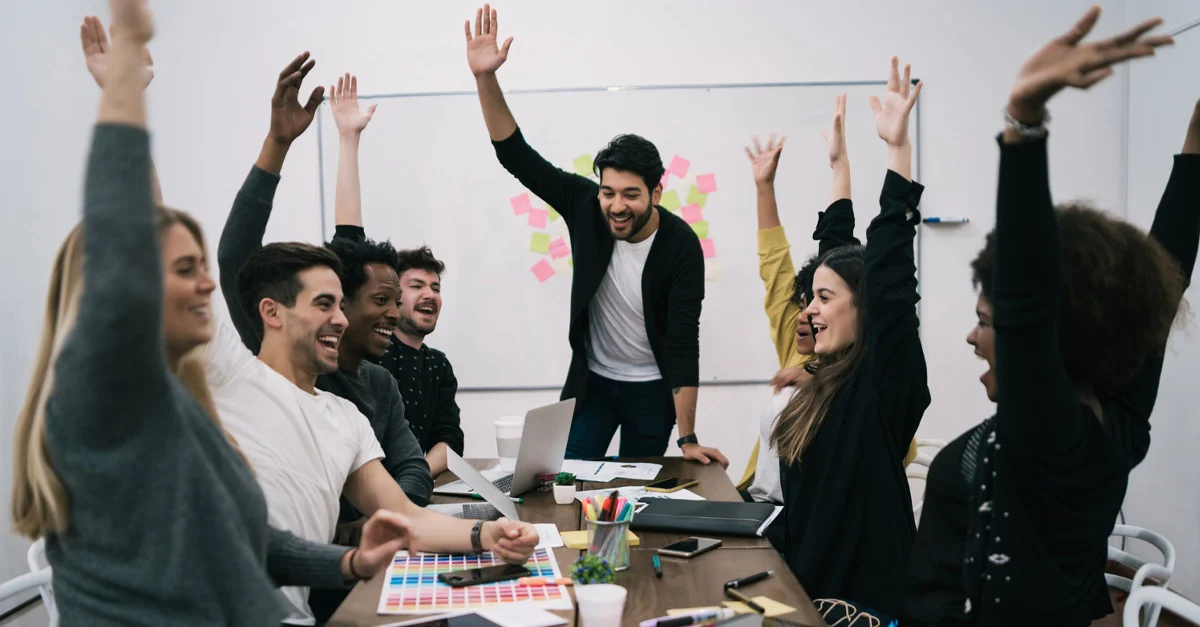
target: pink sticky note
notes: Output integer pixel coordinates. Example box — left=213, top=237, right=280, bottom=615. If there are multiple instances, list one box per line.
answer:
left=700, top=238, right=716, bottom=259
left=528, top=208, right=548, bottom=229
left=696, top=173, right=717, bottom=194
left=549, top=238, right=570, bottom=259
left=660, top=171, right=670, bottom=188
left=681, top=204, right=704, bottom=224
left=668, top=155, right=690, bottom=178
left=531, top=259, right=556, bottom=283
left=511, top=194, right=533, bottom=215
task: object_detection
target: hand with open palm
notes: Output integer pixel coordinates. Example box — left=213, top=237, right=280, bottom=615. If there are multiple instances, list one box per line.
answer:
left=745, top=134, right=787, bottom=186
left=80, top=15, right=154, bottom=89
left=465, top=4, right=513, bottom=77
left=869, top=57, right=922, bottom=148
left=268, top=52, right=325, bottom=146
left=330, top=73, right=377, bottom=137
left=351, top=510, right=412, bottom=579
left=821, top=93, right=849, bottom=167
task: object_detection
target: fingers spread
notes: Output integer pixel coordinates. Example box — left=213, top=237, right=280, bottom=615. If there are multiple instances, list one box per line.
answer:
left=279, top=52, right=310, bottom=81
left=1061, top=6, right=1102, bottom=45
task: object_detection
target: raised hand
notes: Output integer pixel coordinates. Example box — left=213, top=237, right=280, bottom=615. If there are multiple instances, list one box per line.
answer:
left=821, top=93, right=849, bottom=166
left=330, top=73, right=377, bottom=137
left=81, top=15, right=154, bottom=88
left=487, top=518, right=539, bottom=564
left=869, top=57, right=922, bottom=148
left=268, top=52, right=325, bottom=146
left=745, top=134, right=787, bottom=186
left=351, top=510, right=411, bottom=579
left=1009, top=7, right=1171, bottom=123
left=109, top=0, right=154, bottom=45
left=465, top=4, right=514, bottom=77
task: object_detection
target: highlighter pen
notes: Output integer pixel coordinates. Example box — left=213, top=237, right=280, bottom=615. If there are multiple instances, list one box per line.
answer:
left=516, top=576, right=572, bottom=586
left=638, top=607, right=735, bottom=627
left=652, top=554, right=663, bottom=578
left=922, top=217, right=969, bottom=224
left=724, top=570, right=773, bottom=589
left=724, top=588, right=766, bottom=614
left=470, top=493, right=523, bottom=504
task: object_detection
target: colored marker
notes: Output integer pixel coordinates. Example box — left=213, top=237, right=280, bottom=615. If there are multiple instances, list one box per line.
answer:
left=652, top=554, right=662, bottom=578
left=517, top=576, right=572, bottom=586
left=922, top=217, right=969, bottom=223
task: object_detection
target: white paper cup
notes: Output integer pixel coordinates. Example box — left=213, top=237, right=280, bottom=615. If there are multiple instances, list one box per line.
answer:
left=574, top=583, right=627, bottom=627
left=494, top=417, right=524, bottom=465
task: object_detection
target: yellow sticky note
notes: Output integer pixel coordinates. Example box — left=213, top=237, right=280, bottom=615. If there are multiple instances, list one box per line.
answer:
left=704, top=260, right=723, bottom=282
left=686, top=185, right=708, bottom=208
left=691, top=220, right=709, bottom=239
left=530, top=232, right=551, bottom=254
left=548, top=206, right=560, bottom=221
left=560, top=530, right=639, bottom=549
left=573, top=154, right=594, bottom=177
left=723, top=597, right=796, bottom=618
left=660, top=190, right=682, bottom=211
left=666, top=607, right=721, bottom=617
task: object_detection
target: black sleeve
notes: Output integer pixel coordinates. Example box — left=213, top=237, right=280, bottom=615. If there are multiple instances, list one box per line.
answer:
left=665, top=234, right=705, bottom=389
left=376, top=373, right=434, bottom=506
left=430, top=357, right=465, bottom=456
left=333, top=224, right=366, bottom=243
left=491, top=127, right=599, bottom=222
left=216, top=166, right=281, bottom=355
left=862, top=171, right=929, bottom=451
left=813, top=198, right=861, bottom=256
left=991, top=136, right=1083, bottom=454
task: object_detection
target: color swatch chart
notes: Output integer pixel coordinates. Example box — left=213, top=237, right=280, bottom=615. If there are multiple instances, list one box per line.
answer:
left=377, top=548, right=573, bottom=615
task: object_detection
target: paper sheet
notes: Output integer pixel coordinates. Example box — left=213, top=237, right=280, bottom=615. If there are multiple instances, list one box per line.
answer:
left=686, top=185, right=708, bottom=208
left=681, top=204, right=704, bottom=224
left=531, top=259, right=555, bottom=283
left=700, top=238, right=716, bottom=258
left=510, top=194, right=533, bottom=215
left=528, top=208, right=548, bottom=229
left=530, top=232, right=551, bottom=254
left=573, top=154, right=594, bottom=177
left=668, top=155, right=691, bottom=178
left=696, top=172, right=718, bottom=194
left=534, top=523, right=564, bottom=549
left=561, top=460, right=661, bottom=481
left=574, top=486, right=705, bottom=504
left=660, top=190, right=682, bottom=211
left=723, top=597, right=797, bottom=617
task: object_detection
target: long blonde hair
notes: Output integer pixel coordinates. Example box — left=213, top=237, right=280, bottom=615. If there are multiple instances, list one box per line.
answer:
left=11, top=208, right=249, bottom=540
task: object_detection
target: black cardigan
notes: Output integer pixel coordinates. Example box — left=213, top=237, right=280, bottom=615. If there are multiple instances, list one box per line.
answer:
left=492, top=127, right=705, bottom=412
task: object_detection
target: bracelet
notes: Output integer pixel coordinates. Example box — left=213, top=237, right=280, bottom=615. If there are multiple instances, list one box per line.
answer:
left=1004, top=106, right=1050, bottom=138
left=471, top=520, right=485, bottom=554
left=348, top=548, right=365, bottom=581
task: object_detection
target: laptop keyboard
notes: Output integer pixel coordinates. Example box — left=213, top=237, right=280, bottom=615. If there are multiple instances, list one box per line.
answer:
left=492, top=474, right=514, bottom=493
left=460, top=503, right=502, bottom=520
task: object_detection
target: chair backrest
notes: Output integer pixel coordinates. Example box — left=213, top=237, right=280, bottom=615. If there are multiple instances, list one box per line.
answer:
left=906, top=439, right=946, bottom=520
left=24, top=538, right=57, bottom=627
left=0, top=569, right=52, bottom=608
left=1124, top=587, right=1200, bottom=626
left=1108, top=524, right=1176, bottom=627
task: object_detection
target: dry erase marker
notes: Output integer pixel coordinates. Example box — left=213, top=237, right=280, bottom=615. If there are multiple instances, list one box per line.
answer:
left=724, top=570, right=772, bottom=589
left=652, top=554, right=662, bottom=578
left=922, top=217, right=969, bottom=224
left=638, top=607, right=735, bottom=627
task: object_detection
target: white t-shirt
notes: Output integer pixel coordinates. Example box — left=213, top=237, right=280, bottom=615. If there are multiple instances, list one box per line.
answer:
left=206, top=319, right=384, bottom=625
left=748, top=388, right=794, bottom=505
left=587, top=231, right=661, bottom=381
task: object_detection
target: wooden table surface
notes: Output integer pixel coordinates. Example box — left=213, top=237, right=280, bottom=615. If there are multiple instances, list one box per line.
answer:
left=328, top=458, right=826, bottom=627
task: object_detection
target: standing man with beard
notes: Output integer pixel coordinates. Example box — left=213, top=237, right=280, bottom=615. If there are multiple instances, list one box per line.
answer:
left=465, top=5, right=726, bottom=466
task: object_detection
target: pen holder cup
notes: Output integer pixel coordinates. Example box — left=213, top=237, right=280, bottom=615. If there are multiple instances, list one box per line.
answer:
left=585, top=518, right=631, bottom=571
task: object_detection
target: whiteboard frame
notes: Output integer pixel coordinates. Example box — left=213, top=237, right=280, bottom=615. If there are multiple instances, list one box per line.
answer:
left=313, top=80, right=923, bottom=392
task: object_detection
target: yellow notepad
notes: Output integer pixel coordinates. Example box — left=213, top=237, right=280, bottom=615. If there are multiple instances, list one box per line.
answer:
left=723, top=597, right=796, bottom=617
left=559, top=530, right=640, bottom=549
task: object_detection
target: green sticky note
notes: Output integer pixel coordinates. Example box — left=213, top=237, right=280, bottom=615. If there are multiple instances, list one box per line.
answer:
left=548, top=206, right=560, bottom=221
left=686, top=185, right=707, bottom=208
left=660, top=190, right=682, bottom=211
left=530, top=232, right=551, bottom=254
left=573, top=154, right=594, bottom=177
left=691, top=220, right=709, bottom=239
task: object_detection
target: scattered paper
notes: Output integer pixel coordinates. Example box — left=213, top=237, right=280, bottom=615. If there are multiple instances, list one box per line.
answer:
left=563, top=461, right=661, bottom=481
left=534, top=523, right=564, bottom=549
left=691, top=220, right=710, bottom=239
left=668, top=155, right=690, bottom=178
left=573, top=154, right=594, bottom=177
left=723, top=597, right=796, bottom=617
left=681, top=204, right=704, bottom=224
left=548, top=206, right=560, bottom=221
left=530, top=232, right=551, bottom=254
left=700, top=238, right=716, bottom=258
left=696, top=173, right=718, bottom=194
left=574, top=485, right=705, bottom=504
left=561, top=460, right=617, bottom=482
left=528, top=208, right=548, bottom=229
left=549, top=238, right=570, bottom=259
left=511, top=194, right=533, bottom=216
left=686, top=185, right=708, bottom=208
left=531, top=259, right=555, bottom=282
left=705, top=260, right=724, bottom=282
left=660, top=190, right=682, bottom=211
left=480, top=606, right=569, bottom=627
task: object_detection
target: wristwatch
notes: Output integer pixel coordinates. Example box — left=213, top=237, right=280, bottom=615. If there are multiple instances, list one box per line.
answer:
left=1004, top=106, right=1049, bottom=139
left=470, top=520, right=485, bottom=554
left=677, top=434, right=699, bottom=448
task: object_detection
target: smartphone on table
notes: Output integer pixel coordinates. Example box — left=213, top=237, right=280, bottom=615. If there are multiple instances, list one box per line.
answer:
left=436, top=564, right=532, bottom=587
left=656, top=537, right=722, bottom=558
left=644, top=476, right=699, bottom=493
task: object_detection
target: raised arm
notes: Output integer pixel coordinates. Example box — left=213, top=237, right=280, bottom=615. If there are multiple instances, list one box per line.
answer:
left=217, top=53, right=323, bottom=350
left=746, top=134, right=800, bottom=366
left=331, top=73, right=376, bottom=229
left=466, top=4, right=596, bottom=218
left=813, top=93, right=861, bottom=256
left=994, top=8, right=1172, bottom=450
left=862, top=57, right=928, bottom=448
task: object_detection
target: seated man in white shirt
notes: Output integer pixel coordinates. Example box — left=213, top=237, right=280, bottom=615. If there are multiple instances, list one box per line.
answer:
left=207, top=242, right=538, bottom=625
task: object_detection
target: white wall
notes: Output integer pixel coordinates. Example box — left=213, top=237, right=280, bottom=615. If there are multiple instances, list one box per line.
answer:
left=7, top=0, right=1177, bottom=619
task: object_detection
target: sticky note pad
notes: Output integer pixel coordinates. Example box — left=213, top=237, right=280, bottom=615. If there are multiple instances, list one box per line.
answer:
left=548, top=206, right=560, bottom=221
left=667, top=155, right=690, bottom=178
left=560, top=531, right=639, bottom=549
left=691, top=221, right=710, bottom=239
left=681, top=204, right=704, bottom=224
left=531, top=259, right=555, bottom=283
left=573, top=154, right=594, bottom=177
left=696, top=173, right=718, bottom=194
left=511, top=193, right=533, bottom=215
left=530, top=232, right=551, bottom=254
left=700, top=238, right=716, bottom=258
left=666, top=607, right=722, bottom=617
left=660, top=190, right=682, bottom=211
left=549, top=238, right=570, bottom=259
left=723, top=597, right=796, bottom=617
left=660, top=171, right=670, bottom=188
left=552, top=257, right=573, bottom=276
left=686, top=185, right=708, bottom=208
left=528, top=208, right=548, bottom=229
left=704, top=260, right=723, bottom=281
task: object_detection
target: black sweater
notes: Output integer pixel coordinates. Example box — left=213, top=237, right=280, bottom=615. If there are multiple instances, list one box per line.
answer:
left=905, top=141, right=1200, bottom=626
left=492, top=128, right=705, bottom=410
left=778, top=170, right=930, bottom=617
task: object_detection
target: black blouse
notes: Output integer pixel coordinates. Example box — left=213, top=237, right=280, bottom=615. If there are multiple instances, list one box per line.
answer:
left=374, top=340, right=465, bottom=457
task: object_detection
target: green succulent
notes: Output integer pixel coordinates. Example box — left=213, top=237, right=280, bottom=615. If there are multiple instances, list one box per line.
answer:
left=554, top=472, right=577, bottom=486
left=571, top=553, right=614, bottom=585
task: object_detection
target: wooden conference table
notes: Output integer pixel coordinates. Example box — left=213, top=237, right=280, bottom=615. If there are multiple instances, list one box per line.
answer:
left=328, top=457, right=826, bottom=627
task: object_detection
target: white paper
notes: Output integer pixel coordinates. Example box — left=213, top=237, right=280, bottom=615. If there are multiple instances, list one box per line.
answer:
left=559, top=460, right=617, bottom=482
left=534, top=523, right=564, bottom=549
left=560, top=460, right=661, bottom=482
left=479, top=605, right=569, bottom=627
left=574, top=486, right=707, bottom=504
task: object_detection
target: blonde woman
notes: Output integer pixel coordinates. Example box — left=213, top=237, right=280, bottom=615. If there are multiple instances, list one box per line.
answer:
left=11, top=3, right=412, bottom=625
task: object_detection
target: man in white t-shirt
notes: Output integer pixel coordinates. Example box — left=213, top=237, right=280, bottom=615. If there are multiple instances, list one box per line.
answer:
left=208, top=241, right=539, bottom=625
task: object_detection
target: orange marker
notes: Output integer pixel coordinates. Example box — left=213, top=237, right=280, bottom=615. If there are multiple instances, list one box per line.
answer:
left=517, top=576, right=573, bottom=586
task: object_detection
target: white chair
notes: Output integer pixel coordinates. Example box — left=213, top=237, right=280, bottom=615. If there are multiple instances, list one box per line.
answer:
left=906, top=439, right=946, bottom=520
left=1125, top=587, right=1200, bottom=626
left=0, top=569, right=53, bottom=615
left=22, top=538, right=58, bottom=626
left=1108, top=524, right=1176, bottom=627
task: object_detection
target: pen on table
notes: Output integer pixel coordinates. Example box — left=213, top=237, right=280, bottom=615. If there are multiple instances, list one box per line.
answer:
left=470, top=493, right=523, bottom=504
left=638, top=607, right=735, bottom=627
left=652, top=554, right=662, bottom=578
left=922, top=217, right=969, bottom=224
left=724, top=570, right=772, bottom=589
left=724, top=587, right=766, bottom=614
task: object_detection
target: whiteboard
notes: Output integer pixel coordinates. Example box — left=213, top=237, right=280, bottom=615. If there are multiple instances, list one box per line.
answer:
left=314, top=81, right=921, bottom=389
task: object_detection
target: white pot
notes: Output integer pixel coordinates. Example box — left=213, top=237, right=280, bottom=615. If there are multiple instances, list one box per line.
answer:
left=553, top=483, right=576, bottom=505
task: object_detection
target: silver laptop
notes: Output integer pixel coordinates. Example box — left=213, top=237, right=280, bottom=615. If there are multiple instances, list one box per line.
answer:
left=428, top=450, right=523, bottom=521
left=433, top=399, right=575, bottom=498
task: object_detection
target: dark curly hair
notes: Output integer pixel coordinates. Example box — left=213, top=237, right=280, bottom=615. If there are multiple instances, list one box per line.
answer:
left=593, top=134, right=665, bottom=194
left=324, top=236, right=400, bottom=300
left=971, top=202, right=1184, bottom=389
left=791, top=253, right=822, bottom=307
left=395, top=246, right=446, bottom=278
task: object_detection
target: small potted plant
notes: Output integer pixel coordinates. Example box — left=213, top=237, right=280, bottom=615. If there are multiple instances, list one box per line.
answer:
left=570, top=553, right=615, bottom=585
left=553, top=472, right=577, bottom=504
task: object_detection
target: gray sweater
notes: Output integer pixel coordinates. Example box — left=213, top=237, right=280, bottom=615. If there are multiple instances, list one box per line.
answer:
left=43, top=124, right=349, bottom=626
left=216, top=166, right=433, bottom=507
